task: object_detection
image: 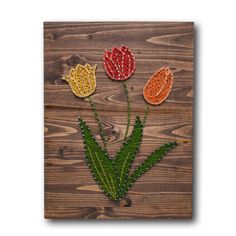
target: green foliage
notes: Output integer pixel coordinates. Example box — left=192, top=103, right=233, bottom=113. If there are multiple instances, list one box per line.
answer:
left=79, top=117, right=177, bottom=202
left=114, top=116, right=143, bottom=199
left=78, top=118, right=119, bottom=201
left=124, top=142, right=178, bottom=197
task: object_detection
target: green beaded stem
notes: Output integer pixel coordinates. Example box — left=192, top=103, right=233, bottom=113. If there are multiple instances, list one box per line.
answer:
left=89, top=97, right=107, bottom=151
left=122, top=81, right=131, bottom=140
left=143, top=103, right=149, bottom=126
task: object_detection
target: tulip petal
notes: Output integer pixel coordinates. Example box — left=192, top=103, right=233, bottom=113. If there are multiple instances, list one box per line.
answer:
left=103, top=56, right=121, bottom=80
left=121, top=46, right=135, bottom=79
left=105, top=50, right=112, bottom=59
left=111, top=47, right=123, bottom=74
left=120, top=45, right=129, bottom=53
left=155, top=72, right=173, bottom=104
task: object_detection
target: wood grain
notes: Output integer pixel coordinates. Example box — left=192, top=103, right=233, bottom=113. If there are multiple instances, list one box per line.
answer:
left=44, top=22, right=194, bottom=219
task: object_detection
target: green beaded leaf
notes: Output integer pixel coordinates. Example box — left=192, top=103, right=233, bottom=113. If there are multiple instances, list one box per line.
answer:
left=124, top=142, right=178, bottom=196
left=114, top=116, right=144, bottom=199
left=78, top=118, right=119, bottom=201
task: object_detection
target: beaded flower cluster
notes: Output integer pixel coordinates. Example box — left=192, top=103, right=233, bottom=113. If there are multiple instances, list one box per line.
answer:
left=62, top=45, right=177, bottom=201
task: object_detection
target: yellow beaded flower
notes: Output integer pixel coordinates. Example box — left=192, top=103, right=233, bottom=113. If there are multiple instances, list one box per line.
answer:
left=62, top=64, right=97, bottom=98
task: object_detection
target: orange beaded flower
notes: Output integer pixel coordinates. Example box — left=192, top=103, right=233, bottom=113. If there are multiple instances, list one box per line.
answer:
left=143, top=67, right=174, bottom=105
left=62, top=63, right=97, bottom=98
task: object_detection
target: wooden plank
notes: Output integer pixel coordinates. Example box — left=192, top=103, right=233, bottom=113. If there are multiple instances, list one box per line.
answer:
left=44, top=22, right=194, bottom=219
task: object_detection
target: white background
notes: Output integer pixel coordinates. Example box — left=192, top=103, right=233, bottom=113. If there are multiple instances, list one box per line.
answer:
left=0, top=0, right=236, bottom=235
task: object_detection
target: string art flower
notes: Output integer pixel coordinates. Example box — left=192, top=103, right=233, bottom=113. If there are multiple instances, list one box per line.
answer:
left=62, top=63, right=107, bottom=150
left=62, top=63, right=97, bottom=98
left=143, top=67, right=174, bottom=105
left=62, top=53, right=178, bottom=202
left=103, top=45, right=136, bottom=140
left=103, top=45, right=135, bottom=81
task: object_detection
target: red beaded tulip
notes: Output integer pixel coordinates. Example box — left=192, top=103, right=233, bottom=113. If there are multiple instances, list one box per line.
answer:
left=103, top=45, right=135, bottom=81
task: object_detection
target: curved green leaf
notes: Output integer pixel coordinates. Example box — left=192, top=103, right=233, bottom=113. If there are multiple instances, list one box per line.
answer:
left=78, top=118, right=119, bottom=201
left=114, top=116, right=144, bottom=199
left=124, top=142, right=178, bottom=197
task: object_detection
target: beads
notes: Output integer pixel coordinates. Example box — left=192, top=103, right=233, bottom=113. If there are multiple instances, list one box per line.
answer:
left=143, top=67, right=174, bottom=105
left=62, top=63, right=97, bottom=98
left=69, top=50, right=178, bottom=203
left=103, top=45, right=135, bottom=81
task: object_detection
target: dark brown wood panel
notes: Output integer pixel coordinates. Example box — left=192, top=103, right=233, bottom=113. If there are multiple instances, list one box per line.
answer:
left=44, top=22, right=194, bottom=219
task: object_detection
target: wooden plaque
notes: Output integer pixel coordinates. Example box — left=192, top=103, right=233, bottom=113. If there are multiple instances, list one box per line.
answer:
left=44, top=22, right=194, bottom=219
